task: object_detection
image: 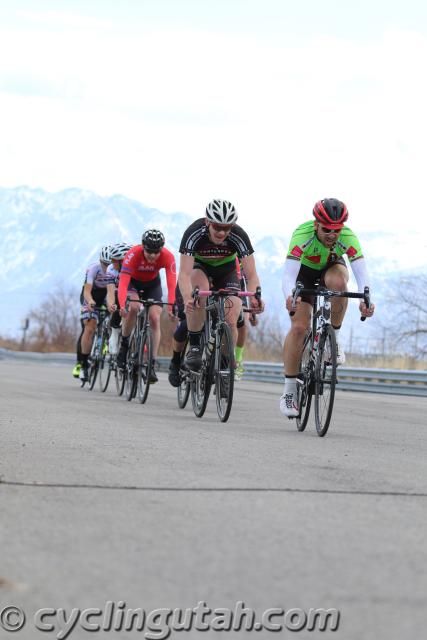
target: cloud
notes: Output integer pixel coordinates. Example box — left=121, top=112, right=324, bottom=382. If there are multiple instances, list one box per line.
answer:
left=0, top=15, right=426, bottom=245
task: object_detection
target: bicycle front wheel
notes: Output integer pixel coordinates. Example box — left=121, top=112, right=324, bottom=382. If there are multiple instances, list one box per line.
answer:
left=125, top=333, right=137, bottom=401
left=296, top=331, right=314, bottom=432
left=137, top=330, right=153, bottom=404
left=215, top=323, right=235, bottom=423
left=314, top=325, right=337, bottom=437
left=177, top=340, right=191, bottom=409
left=99, top=328, right=112, bottom=392
left=88, top=331, right=100, bottom=390
left=191, top=335, right=213, bottom=418
left=115, top=360, right=126, bottom=396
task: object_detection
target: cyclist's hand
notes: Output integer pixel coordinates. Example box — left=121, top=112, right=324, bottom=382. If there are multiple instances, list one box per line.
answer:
left=108, top=303, right=117, bottom=313
left=184, top=298, right=196, bottom=314
left=359, top=301, right=375, bottom=318
left=250, top=297, right=264, bottom=313
left=249, top=312, right=259, bottom=327
left=168, top=309, right=178, bottom=322
left=286, top=294, right=301, bottom=314
left=88, top=300, right=96, bottom=309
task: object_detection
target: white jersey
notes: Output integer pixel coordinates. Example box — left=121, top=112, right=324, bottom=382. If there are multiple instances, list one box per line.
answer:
left=84, top=262, right=115, bottom=289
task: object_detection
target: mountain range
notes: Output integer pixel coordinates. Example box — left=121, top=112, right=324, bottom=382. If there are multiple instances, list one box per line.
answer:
left=1, top=186, right=425, bottom=353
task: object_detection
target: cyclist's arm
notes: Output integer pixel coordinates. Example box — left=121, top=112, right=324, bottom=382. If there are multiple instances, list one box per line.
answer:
left=164, top=253, right=177, bottom=305
left=177, top=254, right=194, bottom=304
left=106, top=283, right=116, bottom=311
left=240, top=254, right=260, bottom=292
left=282, top=258, right=300, bottom=300
left=118, top=271, right=131, bottom=309
left=349, top=257, right=370, bottom=293
left=83, top=282, right=96, bottom=307
left=240, top=254, right=264, bottom=311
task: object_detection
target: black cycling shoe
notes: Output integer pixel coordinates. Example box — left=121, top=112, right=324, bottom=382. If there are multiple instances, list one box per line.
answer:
left=168, top=361, right=181, bottom=387
left=116, top=343, right=128, bottom=369
left=185, top=346, right=202, bottom=371
left=149, top=366, right=158, bottom=384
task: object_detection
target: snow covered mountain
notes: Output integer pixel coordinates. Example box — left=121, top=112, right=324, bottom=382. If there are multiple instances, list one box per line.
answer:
left=1, top=186, right=425, bottom=351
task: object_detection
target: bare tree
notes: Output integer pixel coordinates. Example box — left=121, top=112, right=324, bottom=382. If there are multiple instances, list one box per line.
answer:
left=380, top=274, right=427, bottom=360
left=26, top=286, right=80, bottom=352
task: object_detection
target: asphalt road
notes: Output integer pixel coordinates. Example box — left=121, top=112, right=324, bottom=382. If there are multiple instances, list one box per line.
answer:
left=0, top=359, right=426, bottom=640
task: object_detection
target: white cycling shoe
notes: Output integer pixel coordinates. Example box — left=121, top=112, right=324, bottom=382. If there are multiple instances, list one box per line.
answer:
left=280, top=390, right=300, bottom=418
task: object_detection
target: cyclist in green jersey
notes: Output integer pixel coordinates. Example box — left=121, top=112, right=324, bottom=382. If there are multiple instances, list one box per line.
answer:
left=280, top=198, right=375, bottom=417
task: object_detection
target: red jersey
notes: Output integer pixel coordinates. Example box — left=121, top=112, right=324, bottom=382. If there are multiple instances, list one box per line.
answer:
left=118, top=245, right=176, bottom=308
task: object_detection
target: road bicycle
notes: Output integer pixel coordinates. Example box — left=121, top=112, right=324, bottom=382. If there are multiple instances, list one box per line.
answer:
left=122, top=295, right=171, bottom=404
left=82, top=305, right=109, bottom=390
left=290, top=282, right=371, bottom=437
left=190, top=286, right=262, bottom=423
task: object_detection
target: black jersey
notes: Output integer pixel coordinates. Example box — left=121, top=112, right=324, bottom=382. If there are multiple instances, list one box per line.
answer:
left=179, top=218, right=254, bottom=267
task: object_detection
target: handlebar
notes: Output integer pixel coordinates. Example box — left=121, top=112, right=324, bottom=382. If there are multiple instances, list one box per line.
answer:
left=124, top=295, right=173, bottom=313
left=192, top=286, right=263, bottom=312
left=289, top=282, right=372, bottom=321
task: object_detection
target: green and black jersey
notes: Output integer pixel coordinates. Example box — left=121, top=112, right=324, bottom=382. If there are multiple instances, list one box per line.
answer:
left=287, top=221, right=363, bottom=270
left=179, top=217, right=254, bottom=267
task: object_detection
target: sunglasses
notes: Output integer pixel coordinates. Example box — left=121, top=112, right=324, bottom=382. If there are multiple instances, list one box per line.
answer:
left=210, top=223, right=233, bottom=233
left=320, top=226, right=341, bottom=234
left=144, top=248, right=161, bottom=255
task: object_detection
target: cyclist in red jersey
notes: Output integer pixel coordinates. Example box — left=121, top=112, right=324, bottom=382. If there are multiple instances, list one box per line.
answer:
left=117, top=230, right=176, bottom=382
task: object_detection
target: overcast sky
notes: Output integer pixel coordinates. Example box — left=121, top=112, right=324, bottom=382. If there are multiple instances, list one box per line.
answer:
left=1, top=0, right=427, bottom=243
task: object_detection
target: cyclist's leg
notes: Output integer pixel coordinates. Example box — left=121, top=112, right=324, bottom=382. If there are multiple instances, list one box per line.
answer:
left=117, top=279, right=141, bottom=367
left=185, top=266, right=209, bottom=370
left=73, top=321, right=85, bottom=377
left=235, top=313, right=246, bottom=379
left=323, top=262, right=349, bottom=364
left=280, top=301, right=312, bottom=416
left=169, top=300, right=188, bottom=388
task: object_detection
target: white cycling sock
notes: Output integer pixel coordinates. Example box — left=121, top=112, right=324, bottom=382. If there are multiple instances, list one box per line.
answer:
left=284, top=377, right=297, bottom=394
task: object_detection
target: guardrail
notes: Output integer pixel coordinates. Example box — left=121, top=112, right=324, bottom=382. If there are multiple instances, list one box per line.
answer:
left=1, top=349, right=426, bottom=397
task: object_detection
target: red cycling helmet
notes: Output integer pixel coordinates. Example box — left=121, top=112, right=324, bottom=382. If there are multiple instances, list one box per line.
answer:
left=313, top=198, right=348, bottom=229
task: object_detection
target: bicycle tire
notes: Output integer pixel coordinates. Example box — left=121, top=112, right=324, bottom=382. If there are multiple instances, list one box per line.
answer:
left=296, top=331, right=314, bottom=432
left=125, top=332, right=138, bottom=401
left=137, top=329, right=153, bottom=404
left=99, top=327, right=112, bottom=392
left=177, top=340, right=191, bottom=409
left=88, top=329, right=100, bottom=390
left=314, top=325, right=337, bottom=437
left=215, top=323, right=235, bottom=423
left=115, top=362, right=126, bottom=396
left=191, top=334, right=213, bottom=418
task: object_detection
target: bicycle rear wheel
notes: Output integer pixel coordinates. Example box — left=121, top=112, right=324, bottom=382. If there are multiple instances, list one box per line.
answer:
left=125, top=333, right=137, bottom=401
left=314, top=325, right=337, bottom=437
left=99, top=327, right=112, bottom=392
left=137, top=329, right=153, bottom=404
left=215, top=323, right=235, bottom=423
left=177, top=340, right=191, bottom=409
left=296, top=331, right=314, bottom=432
left=191, top=335, right=213, bottom=418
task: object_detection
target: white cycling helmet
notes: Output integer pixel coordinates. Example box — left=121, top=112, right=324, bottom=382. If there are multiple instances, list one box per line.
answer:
left=205, top=199, right=238, bottom=225
left=99, top=245, right=111, bottom=264
left=109, top=242, right=132, bottom=261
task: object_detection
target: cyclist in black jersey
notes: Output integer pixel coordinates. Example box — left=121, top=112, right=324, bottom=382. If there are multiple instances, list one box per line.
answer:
left=177, top=199, right=264, bottom=371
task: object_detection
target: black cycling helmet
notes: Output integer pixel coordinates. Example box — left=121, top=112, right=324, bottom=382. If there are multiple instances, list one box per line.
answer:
left=142, top=229, right=165, bottom=252
left=313, top=198, right=348, bottom=229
